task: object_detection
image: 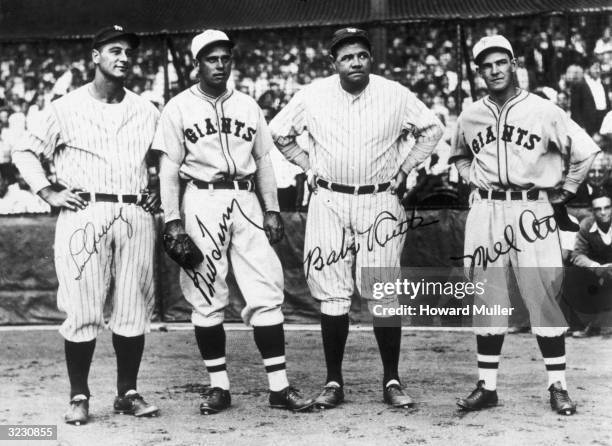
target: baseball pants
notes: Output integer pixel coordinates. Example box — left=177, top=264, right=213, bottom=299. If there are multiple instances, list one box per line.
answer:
left=181, top=183, right=284, bottom=328
left=304, top=187, right=406, bottom=316
left=464, top=191, right=567, bottom=336
left=55, top=202, right=157, bottom=342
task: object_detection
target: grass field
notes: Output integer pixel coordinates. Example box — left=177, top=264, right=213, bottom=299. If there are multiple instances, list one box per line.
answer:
left=1, top=327, right=611, bottom=446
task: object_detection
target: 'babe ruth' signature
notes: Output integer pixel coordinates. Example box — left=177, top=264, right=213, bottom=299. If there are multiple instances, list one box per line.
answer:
left=303, top=208, right=439, bottom=279
left=69, top=208, right=133, bottom=280
left=451, top=209, right=557, bottom=271
left=184, top=199, right=264, bottom=305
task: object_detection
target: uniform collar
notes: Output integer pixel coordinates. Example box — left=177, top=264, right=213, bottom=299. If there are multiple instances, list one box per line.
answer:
left=485, top=88, right=527, bottom=112
left=336, top=74, right=371, bottom=101
left=190, top=84, right=233, bottom=103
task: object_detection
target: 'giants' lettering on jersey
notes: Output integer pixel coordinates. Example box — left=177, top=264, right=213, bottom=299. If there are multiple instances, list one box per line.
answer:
left=184, top=118, right=256, bottom=144
left=470, top=125, right=542, bottom=153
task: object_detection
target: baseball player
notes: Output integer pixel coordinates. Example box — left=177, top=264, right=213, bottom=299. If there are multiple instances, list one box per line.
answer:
left=12, top=25, right=161, bottom=425
left=449, top=35, right=600, bottom=415
left=270, top=28, right=444, bottom=408
left=153, top=29, right=314, bottom=414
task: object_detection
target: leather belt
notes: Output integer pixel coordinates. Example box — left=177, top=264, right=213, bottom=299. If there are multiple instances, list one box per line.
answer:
left=78, top=192, right=147, bottom=204
left=478, top=189, right=540, bottom=201
left=316, top=178, right=391, bottom=195
left=192, top=179, right=254, bottom=191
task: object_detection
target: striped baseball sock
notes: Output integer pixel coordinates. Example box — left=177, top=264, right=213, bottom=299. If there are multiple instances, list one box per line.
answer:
left=195, top=324, right=230, bottom=390
left=536, top=335, right=567, bottom=389
left=253, top=324, right=289, bottom=392
left=476, top=334, right=504, bottom=391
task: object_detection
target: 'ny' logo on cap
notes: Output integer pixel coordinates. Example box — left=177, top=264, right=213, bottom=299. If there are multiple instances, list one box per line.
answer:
left=113, top=25, right=124, bottom=31
left=346, top=28, right=358, bottom=33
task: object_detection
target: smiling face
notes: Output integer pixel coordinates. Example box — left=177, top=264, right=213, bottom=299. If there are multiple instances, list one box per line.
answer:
left=92, top=39, right=133, bottom=81
left=196, top=43, right=232, bottom=96
left=332, top=41, right=372, bottom=93
left=478, top=50, right=516, bottom=95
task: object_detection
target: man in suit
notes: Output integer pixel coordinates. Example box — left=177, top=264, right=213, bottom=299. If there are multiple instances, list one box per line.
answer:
left=571, top=60, right=610, bottom=136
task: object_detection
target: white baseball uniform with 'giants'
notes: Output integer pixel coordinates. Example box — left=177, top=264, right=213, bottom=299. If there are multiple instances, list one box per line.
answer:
left=152, top=85, right=284, bottom=327
left=449, top=90, right=600, bottom=334
left=270, top=74, right=444, bottom=315
left=12, top=84, right=159, bottom=342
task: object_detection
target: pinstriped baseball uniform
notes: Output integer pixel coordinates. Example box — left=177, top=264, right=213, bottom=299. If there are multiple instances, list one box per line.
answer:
left=153, top=85, right=284, bottom=327
left=449, top=90, right=600, bottom=334
left=12, top=84, right=159, bottom=342
left=270, top=74, right=444, bottom=315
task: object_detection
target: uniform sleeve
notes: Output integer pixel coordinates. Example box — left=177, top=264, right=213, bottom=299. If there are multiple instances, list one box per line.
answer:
left=448, top=114, right=472, bottom=182
left=11, top=107, right=61, bottom=193
left=251, top=106, right=280, bottom=212
left=398, top=88, right=445, bottom=174
left=152, top=101, right=186, bottom=165
left=269, top=90, right=310, bottom=172
left=551, top=107, right=601, bottom=193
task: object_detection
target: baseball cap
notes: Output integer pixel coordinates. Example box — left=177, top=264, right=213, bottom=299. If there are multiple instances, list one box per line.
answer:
left=191, top=29, right=234, bottom=60
left=92, top=25, right=139, bottom=49
left=329, top=27, right=371, bottom=55
left=472, top=35, right=514, bottom=65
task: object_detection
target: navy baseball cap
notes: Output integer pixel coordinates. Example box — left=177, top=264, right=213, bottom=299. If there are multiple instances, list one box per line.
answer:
left=329, top=27, right=371, bottom=55
left=92, top=25, right=139, bottom=49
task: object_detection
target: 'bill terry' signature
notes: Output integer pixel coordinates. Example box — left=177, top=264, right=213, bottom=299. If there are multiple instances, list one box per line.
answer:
left=184, top=198, right=263, bottom=305
left=69, top=208, right=133, bottom=280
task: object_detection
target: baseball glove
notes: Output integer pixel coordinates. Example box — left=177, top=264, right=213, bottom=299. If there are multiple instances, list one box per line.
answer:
left=549, top=189, right=579, bottom=232
left=163, top=219, right=204, bottom=269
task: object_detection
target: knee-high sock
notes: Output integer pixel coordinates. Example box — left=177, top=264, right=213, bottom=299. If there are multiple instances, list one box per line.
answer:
left=253, top=324, right=289, bottom=392
left=536, top=335, right=567, bottom=389
left=476, top=334, right=504, bottom=391
left=373, top=316, right=401, bottom=387
left=321, top=313, right=349, bottom=386
left=112, top=333, right=144, bottom=397
left=195, top=324, right=229, bottom=390
left=65, top=339, right=96, bottom=399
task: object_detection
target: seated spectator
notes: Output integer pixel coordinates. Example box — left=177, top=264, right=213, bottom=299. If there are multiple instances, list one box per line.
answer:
left=571, top=152, right=612, bottom=209
left=570, top=192, right=612, bottom=336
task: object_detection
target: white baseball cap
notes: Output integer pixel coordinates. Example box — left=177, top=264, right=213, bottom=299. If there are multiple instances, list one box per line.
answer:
left=191, top=29, right=234, bottom=60
left=472, top=35, right=514, bottom=65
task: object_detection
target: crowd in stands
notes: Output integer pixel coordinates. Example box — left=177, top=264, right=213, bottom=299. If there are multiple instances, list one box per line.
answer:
left=1, top=17, right=612, bottom=213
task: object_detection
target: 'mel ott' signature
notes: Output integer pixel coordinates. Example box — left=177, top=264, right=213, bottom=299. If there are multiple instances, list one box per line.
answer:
left=303, top=208, right=439, bottom=279
left=184, top=198, right=263, bottom=305
left=69, top=208, right=133, bottom=280
left=452, top=209, right=557, bottom=271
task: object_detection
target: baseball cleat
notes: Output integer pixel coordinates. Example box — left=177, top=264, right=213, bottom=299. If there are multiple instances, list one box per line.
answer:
left=199, top=387, right=231, bottom=415
left=269, top=386, right=316, bottom=412
left=383, top=383, right=414, bottom=408
left=65, top=394, right=89, bottom=425
left=314, top=384, right=344, bottom=409
left=114, top=391, right=159, bottom=417
left=548, top=382, right=577, bottom=415
left=457, top=380, right=498, bottom=411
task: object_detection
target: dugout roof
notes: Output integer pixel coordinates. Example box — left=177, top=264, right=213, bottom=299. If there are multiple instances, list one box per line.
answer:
left=0, top=0, right=611, bottom=41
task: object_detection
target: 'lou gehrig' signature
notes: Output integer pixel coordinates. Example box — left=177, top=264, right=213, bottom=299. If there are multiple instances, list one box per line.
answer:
left=304, top=208, right=439, bottom=279
left=452, top=209, right=557, bottom=270
left=69, top=208, right=133, bottom=280
left=184, top=198, right=264, bottom=305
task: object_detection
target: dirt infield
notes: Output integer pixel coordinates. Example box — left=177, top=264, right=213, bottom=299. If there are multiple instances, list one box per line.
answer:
left=1, top=327, right=611, bottom=446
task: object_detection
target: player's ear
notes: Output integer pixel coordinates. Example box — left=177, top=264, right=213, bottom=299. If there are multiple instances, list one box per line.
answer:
left=91, top=48, right=100, bottom=64
left=329, top=54, right=337, bottom=72
left=509, top=58, right=517, bottom=73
